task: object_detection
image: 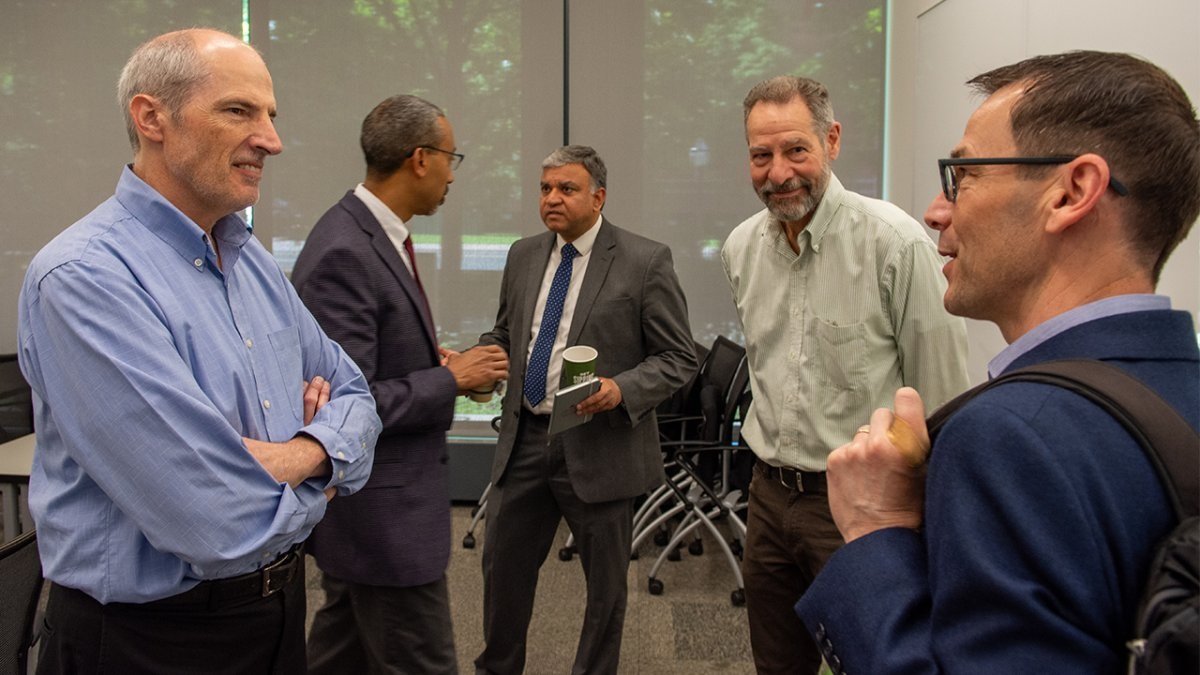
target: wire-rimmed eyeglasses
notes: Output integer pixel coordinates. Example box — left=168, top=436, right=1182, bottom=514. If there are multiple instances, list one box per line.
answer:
left=407, top=145, right=465, bottom=170
left=937, top=156, right=1128, bottom=203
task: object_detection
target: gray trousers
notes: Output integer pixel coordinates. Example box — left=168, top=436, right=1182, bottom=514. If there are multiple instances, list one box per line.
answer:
left=306, top=569, right=457, bottom=675
left=475, top=410, right=634, bottom=675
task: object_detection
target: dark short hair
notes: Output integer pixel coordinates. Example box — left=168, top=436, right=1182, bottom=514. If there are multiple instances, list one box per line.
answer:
left=742, top=75, right=835, bottom=140
left=542, top=145, right=607, bottom=191
left=360, top=95, right=445, bottom=178
left=969, top=51, right=1200, bottom=281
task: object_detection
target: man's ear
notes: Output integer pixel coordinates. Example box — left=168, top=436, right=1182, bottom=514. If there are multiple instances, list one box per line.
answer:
left=129, top=94, right=167, bottom=144
left=824, top=121, right=842, bottom=162
left=410, top=147, right=430, bottom=178
left=591, top=186, right=606, bottom=212
left=1045, top=153, right=1109, bottom=234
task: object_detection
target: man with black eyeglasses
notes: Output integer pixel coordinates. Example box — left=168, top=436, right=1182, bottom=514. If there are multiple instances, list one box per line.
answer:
left=797, top=51, right=1199, bottom=673
left=293, top=94, right=508, bottom=675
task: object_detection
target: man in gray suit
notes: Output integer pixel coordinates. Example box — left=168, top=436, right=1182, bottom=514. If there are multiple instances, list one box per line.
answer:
left=292, top=94, right=508, bottom=674
left=475, top=145, right=698, bottom=674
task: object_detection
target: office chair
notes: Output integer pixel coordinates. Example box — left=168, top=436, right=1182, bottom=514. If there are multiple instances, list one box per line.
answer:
left=0, top=530, right=42, bottom=675
left=462, top=416, right=503, bottom=549
left=0, top=356, right=34, bottom=444
left=644, top=337, right=751, bottom=605
left=629, top=340, right=713, bottom=560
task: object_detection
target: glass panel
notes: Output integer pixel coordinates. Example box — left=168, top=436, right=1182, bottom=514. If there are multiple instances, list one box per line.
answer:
left=0, top=2, right=243, bottom=353
left=260, top=1, right=563, bottom=432
left=572, top=0, right=887, bottom=345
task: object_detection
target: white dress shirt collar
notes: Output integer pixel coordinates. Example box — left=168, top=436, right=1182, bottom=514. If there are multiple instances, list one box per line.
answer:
left=353, top=183, right=413, bottom=274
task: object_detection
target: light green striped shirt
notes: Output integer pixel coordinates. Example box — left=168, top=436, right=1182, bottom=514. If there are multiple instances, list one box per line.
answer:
left=722, top=174, right=970, bottom=471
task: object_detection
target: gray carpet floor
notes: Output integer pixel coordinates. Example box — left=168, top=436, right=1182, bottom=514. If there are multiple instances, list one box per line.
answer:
left=305, top=504, right=756, bottom=674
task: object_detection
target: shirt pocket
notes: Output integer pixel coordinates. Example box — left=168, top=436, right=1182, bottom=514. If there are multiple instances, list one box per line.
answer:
left=814, top=318, right=867, bottom=392
left=266, top=324, right=304, bottom=423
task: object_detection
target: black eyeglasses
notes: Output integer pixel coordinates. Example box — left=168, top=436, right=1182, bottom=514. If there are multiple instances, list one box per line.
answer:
left=407, top=145, right=464, bottom=170
left=938, top=156, right=1128, bottom=203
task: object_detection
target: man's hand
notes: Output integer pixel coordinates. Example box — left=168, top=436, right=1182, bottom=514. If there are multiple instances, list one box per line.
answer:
left=445, top=345, right=509, bottom=394
left=826, top=387, right=930, bottom=543
left=576, top=376, right=622, bottom=415
left=244, top=378, right=335, bottom=491
left=243, top=435, right=331, bottom=489
left=302, top=377, right=331, bottom=425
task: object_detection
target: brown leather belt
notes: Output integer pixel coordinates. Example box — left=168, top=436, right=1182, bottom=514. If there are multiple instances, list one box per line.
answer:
left=756, top=459, right=827, bottom=493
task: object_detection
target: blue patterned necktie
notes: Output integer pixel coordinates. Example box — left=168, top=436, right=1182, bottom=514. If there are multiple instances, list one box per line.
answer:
left=524, top=243, right=579, bottom=407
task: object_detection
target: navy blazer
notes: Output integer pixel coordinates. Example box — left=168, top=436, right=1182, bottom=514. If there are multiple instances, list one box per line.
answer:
left=796, top=309, right=1199, bottom=674
left=291, top=191, right=458, bottom=587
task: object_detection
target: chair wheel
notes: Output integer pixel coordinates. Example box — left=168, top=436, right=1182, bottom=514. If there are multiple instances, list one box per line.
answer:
left=653, top=530, right=669, bottom=546
left=688, top=539, right=704, bottom=556
left=462, top=534, right=476, bottom=549
left=730, top=540, right=743, bottom=558
left=630, top=551, right=639, bottom=561
left=731, top=589, right=746, bottom=606
left=470, top=505, right=480, bottom=517
left=648, top=578, right=664, bottom=595
left=558, top=547, right=574, bottom=561
left=667, top=546, right=682, bottom=562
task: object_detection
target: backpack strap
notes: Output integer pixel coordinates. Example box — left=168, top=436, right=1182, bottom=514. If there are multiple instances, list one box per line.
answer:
left=926, top=359, right=1199, bottom=521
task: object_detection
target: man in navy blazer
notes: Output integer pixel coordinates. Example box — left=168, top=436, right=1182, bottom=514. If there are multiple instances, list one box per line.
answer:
left=796, top=51, right=1199, bottom=673
left=292, top=95, right=509, bottom=674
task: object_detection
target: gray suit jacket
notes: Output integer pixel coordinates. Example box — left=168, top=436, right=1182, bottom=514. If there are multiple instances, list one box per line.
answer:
left=479, top=218, right=697, bottom=503
left=291, top=191, right=458, bottom=587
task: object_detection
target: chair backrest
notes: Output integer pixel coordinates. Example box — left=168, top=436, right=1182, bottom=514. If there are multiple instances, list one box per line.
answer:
left=0, top=356, right=33, bottom=444
left=0, top=530, right=42, bottom=675
left=656, top=340, right=710, bottom=418
left=696, top=336, right=746, bottom=443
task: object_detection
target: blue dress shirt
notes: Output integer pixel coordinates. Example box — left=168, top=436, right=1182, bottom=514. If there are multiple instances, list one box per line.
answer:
left=18, top=167, right=381, bottom=603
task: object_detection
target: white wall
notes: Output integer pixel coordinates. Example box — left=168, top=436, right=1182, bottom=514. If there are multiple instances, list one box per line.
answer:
left=887, top=0, right=1200, bottom=382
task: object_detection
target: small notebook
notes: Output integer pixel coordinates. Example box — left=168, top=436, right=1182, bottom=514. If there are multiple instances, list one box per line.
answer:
left=548, top=378, right=602, bottom=435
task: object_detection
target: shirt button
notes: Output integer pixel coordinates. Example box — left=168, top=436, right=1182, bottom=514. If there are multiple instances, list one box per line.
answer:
left=337, top=470, right=345, bottom=480
left=262, top=551, right=271, bottom=559
left=193, top=258, right=203, bottom=268
left=337, top=451, right=345, bottom=459
left=245, top=338, right=253, bottom=349
left=263, top=399, right=271, bottom=410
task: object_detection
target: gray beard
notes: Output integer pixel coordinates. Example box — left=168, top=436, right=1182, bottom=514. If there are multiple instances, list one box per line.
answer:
left=757, top=168, right=830, bottom=224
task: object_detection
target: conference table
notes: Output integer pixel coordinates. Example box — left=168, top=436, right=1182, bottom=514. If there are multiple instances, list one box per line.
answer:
left=0, top=433, right=35, bottom=543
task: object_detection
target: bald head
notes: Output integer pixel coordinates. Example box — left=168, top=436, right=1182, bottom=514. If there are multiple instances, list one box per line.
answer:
left=117, top=29, right=262, bottom=152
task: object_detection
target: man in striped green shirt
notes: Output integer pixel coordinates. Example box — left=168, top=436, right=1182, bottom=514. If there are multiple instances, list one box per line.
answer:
left=721, top=75, right=970, bottom=675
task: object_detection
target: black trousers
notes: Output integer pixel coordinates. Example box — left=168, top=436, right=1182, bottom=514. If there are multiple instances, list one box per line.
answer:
left=475, top=409, right=634, bottom=675
left=307, top=570, right=458, bottom=675
left=37, top=560, right=307, bottom=674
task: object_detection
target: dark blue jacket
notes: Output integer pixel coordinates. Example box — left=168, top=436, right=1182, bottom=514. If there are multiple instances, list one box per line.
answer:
left=797, top=309, right=1199, bottom=673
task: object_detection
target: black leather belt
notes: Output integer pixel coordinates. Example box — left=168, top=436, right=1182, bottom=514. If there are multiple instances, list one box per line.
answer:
left=756, top=459, right=826, bottom=493
left=150, top=543, right=304, bottom=609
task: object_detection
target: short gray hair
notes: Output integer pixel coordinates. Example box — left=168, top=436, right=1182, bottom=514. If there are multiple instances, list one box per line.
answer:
left=743, top=75, right=835, bottom=140
left=361, top=94, right=446, bottom=178
left=542, top=145, right=607, bottom=191
left=117, top=29, right=229, bottom=152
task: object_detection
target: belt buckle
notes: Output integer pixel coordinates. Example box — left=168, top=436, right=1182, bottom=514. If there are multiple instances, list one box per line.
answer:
left=776, top=466, right=801, bottom=492
left=260, top=550, right=296, bottom=598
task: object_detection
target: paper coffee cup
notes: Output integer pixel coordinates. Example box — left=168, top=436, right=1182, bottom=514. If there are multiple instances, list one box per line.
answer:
left=560, top=345, right=598, bottom=389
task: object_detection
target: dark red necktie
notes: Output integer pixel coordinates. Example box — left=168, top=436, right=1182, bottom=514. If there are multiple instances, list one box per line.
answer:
left=402, top=236, right=436, bottom=339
